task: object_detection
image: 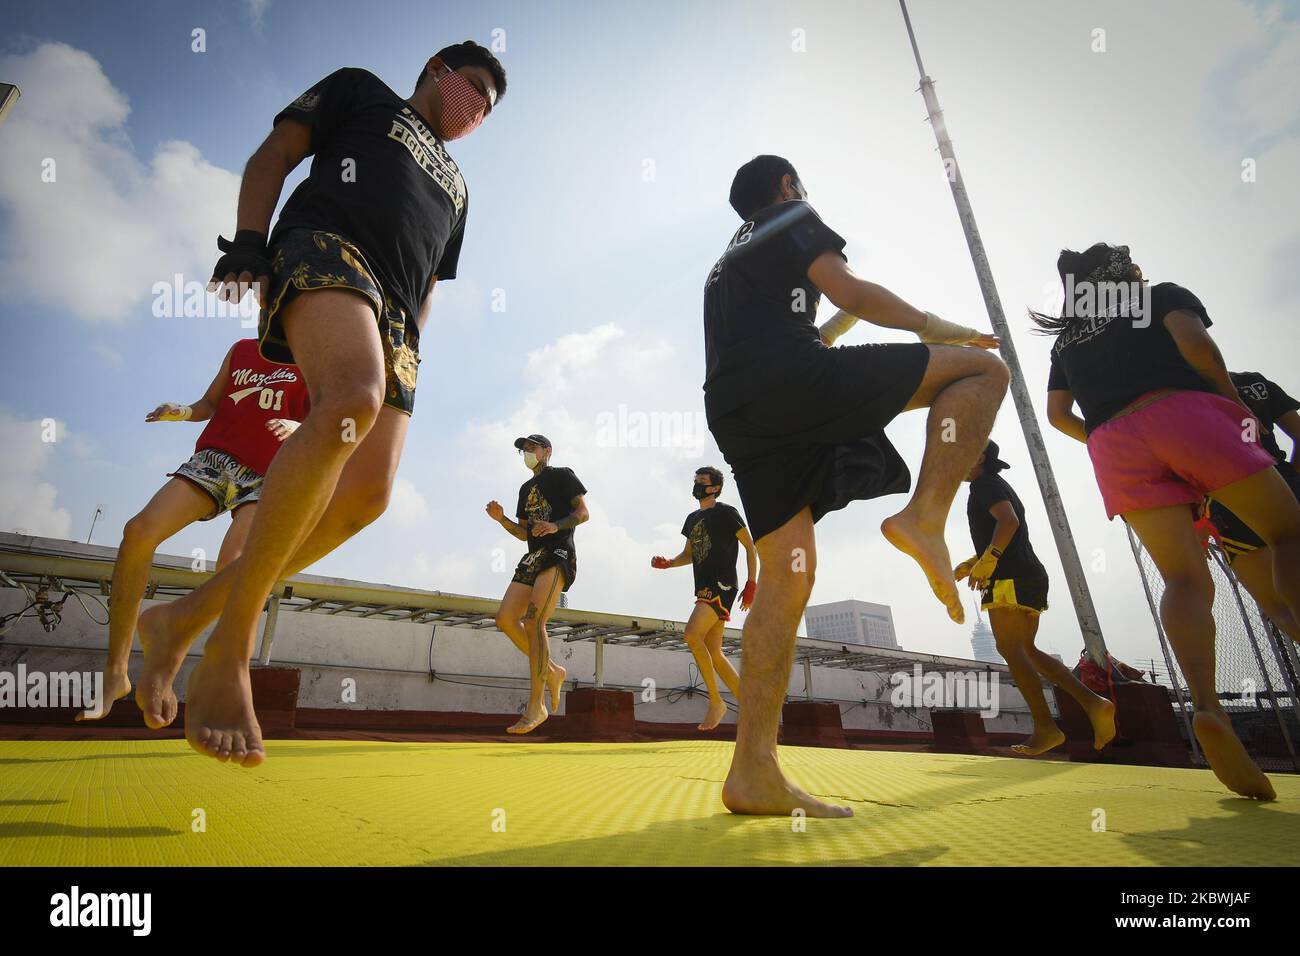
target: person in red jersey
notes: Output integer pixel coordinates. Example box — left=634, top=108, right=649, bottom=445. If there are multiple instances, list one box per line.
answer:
left=80, top=339, right=308, bottom=722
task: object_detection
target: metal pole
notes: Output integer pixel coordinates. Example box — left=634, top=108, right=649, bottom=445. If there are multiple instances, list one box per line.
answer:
left=897, top=0, right=1107, bottom=666
left=595, top=634, right=604, bottom=689
left=1126, top=525, right=1200, bottom=763
left=0, top=84, right=20, bottom=127
left=258, top=592, right=282, bottom=666
left=803, top=657, right=814, bottom=701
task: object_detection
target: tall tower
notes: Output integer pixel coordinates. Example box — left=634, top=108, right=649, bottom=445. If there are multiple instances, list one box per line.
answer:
left=970, top=617, right=1004, bottom=664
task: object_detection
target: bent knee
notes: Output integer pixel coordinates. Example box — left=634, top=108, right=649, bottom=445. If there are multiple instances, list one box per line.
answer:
left=121, top=514, right=165, bottom=552
left=313, top=387, right=385, bottom=437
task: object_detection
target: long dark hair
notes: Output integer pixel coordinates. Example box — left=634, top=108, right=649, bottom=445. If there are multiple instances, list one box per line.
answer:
left=1028, top=243, right=1119, bottom=335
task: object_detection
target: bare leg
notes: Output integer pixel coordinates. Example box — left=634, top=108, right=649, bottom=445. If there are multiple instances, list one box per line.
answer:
left=683, top=603, right=726, bottom=730
left=722, top=508, right=852, bottom=817
left=507, top=566, right=564, bottom=734
left=136, top=388, right=410, bottom=729
left=1021, top=638, right=1115, bottom=749
left=183, top=289, right=386, bottom=767
left=78, top=478, right=213, bottom=721
left=494, top=580, right=567, bottom=710
left=1211, top=467, right=1300, bottom=627
left=881, top=345, right=1009, bottom=623
left=1127, top=504, right=1274, bottom=800
left=705, top=616, right=741, bottom=698
left=1230, top=547, right=1300, bottom=644
left=991, top=609, right=1066, bottom=755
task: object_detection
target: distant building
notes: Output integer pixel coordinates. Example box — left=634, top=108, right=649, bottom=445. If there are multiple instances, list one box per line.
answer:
left=970, top=618, right=1004, bottom=664
left=805, top=600, right=897, bottom=648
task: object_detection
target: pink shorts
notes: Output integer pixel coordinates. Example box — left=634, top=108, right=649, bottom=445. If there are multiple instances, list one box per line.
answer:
left=1087, top=390, right=1276, bottom=519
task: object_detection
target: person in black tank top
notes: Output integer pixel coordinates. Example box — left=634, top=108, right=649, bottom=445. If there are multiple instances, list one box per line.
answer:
left=486, top=434, right=589, bottom=735
left=651, top=467, right=757, bottom=731
left=958, top=441, right=1115, bottom=758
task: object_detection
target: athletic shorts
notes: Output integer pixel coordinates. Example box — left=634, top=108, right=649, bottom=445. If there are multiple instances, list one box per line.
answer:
left=980, top=574, right=1049, bottom=615
left=169, top=448, right=263, bottom=519
left=707, top=342, right=931, bottom=542
left=695, top=580, right=738, bottom=621
left=259, top=228, right=420, bottom=415
left=1087, top=390, right=1277, bottom=519
left=512, top=547, right=577, bottom=592
left=1205, top=463, right=1300, bottom=562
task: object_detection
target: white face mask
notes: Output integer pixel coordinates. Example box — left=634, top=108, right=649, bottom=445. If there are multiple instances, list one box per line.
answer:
left=523, top=451, right=539, bottom=470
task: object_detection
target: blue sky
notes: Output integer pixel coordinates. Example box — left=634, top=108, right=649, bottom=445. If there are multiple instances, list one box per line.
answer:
left=1, top=0, right=1297, bottom=664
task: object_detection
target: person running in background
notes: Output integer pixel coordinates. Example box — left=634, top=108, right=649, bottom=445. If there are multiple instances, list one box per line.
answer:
left=1198, top=370, right=1300, bottom=645
left=486, top=435, right=588, bottom=734
left=956, top=440, right=1115, bottom=755
left=703, top=154, right=1007, bottom=817
left=81, top=338, right=307, bottom=722
left=651, top=466, right=757, bottom=731
left=1040, top=242, right=1300, bottom=801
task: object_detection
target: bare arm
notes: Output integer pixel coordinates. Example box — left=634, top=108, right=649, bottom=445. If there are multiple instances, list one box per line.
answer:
left=552, top=495, right=589, bottom=531
left=1274, top=408, right=1300, bottom=464
left=1164, top=310, right=1247, bottom=410
left=235, top=118, right=313, bottom=236
left=1047, top=389, right=1087, bottom=444
left=146, top=344, right=233, bottom=423
left=987, top=500, right=1020, bottom=552
left=485, top=500, right=528, bottom=540
left=736, top=526, right=758, bottom=582
left=807, top=253, right=926, bottom=332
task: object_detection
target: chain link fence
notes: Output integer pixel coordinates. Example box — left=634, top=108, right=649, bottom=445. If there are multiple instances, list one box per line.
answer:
left=1126, top=524, right=1300, bottom=772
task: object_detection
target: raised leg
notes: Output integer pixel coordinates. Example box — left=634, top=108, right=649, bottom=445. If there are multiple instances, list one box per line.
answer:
left=506, top=566, right=564, bottom=735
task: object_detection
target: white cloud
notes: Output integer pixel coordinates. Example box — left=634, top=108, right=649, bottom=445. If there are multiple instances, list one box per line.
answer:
left=0, top=43, right=240, bottom=324
left=0, top=409, right=72, bottom=537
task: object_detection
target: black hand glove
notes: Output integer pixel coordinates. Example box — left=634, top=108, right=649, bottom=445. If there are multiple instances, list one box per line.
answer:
left=209, top=230, right=272, bottom=300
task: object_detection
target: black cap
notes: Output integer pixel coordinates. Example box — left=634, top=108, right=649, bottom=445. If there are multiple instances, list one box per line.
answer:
left=514, top=434, right=551, bottom=450
left=984, top=440, right=1010, bottom=472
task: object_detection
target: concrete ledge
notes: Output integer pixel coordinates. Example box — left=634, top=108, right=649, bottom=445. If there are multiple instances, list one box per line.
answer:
left=564, top=687, right=636, bottom=740
left=1054, top=680, right=1192, bottom=768
left=930, top=708, right=988, bottom=752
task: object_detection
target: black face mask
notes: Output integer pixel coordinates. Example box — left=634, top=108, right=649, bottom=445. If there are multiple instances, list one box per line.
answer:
left=693, top=483, right=715, bottom=500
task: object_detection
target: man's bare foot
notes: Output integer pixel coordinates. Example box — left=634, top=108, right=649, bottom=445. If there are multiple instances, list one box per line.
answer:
left=722, top=754, right=853, bottom=817
left=1193, top=710, right=1274, bottom=800
left=1010, top=725, right=1066, bottom=756
left=881, top=512, right=963, bottom=623
left=507, top=706, right=548, bottom=735
left=547, top=664, right=566, bottom=712
left=77, top=668, right=131, bottom=721
left=135, top=604, right=194, bottom=729
left=184, top=655, right=264, bottom=767
left=699, top=697, right=728, bottom=731
left=1085, top=695, right=1117, bottom=750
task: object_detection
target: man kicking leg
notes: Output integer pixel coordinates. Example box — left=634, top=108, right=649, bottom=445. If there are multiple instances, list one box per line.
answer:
left=136, top=42, right=507, bottom=765
left=83, top=338, right=306, bottom=720
left=651, top=466, right=755, bottom=730
left=703, top=155, right=1007, bottom=815
left=486, top=435, right=588, bottom=733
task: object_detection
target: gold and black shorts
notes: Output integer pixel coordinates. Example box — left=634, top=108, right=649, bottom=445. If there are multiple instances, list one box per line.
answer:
left=259, top=229, right=420, bottom=415
left=980, top=575, right=1050, bottom=615
left=512, top=547, right=577, bottom=593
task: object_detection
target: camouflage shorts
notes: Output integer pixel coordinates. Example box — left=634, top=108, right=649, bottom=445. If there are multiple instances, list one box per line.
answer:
left=169, top=448, right=264, bottom=519
left=259, top=228, right=420, bottom=415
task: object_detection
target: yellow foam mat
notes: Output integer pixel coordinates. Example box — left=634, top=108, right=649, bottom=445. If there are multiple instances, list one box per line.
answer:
left=1, top=739, right=1296, bottom=866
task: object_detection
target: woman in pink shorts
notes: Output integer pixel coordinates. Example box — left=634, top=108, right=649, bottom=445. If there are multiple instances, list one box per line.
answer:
left=1038, top=243, right=1300, bottom=801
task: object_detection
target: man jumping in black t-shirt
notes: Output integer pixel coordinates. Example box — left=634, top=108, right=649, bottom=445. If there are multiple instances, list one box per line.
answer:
left=704, top=155, right=1008, bottom=817
left=1200, top=370, right=1300, bottom=646
left=957, top=441, right=1115, bottom=756
left=136, top=42, right=507, bottom=766
left=487, top=435, right=589, bottom=734
left=651, top=466, right=757, bottom=731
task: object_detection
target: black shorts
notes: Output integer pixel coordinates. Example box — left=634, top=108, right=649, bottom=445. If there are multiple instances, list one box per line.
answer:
left=707, top=343, right=930, bottom=542
left=980, top=574, right=1049, bottom=614
left=695, top=580, right=738, bottom=621
left=259, top=228, right=420, bottom=415
left=1206, top=462, right=1300, bottom=562
left=512, top=547, right=577, bottom=592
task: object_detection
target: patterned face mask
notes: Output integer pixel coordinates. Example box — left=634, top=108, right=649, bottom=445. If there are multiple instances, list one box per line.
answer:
left=1084, top=245, right=1133, bottom=284
left=434, top=68, right=487, bottom=141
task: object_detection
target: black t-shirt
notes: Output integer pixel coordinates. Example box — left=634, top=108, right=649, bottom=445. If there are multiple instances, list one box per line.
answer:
left=1046, top=282, right=1214, bottom=434
left=1231, top=371, right=1299, bottom=463
left=516, top=466, right=588, bottom=556
left=966, top=472, right=1044, bottom=582
left=270, top=68, right=468, bottom=320
left=702, top=201, right=847, bottom=417
left=681, top=503, right=746, bottom=591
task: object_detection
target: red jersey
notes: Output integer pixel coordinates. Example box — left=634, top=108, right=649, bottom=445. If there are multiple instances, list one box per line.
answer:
left=195, top=339, right=310, bottom=475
